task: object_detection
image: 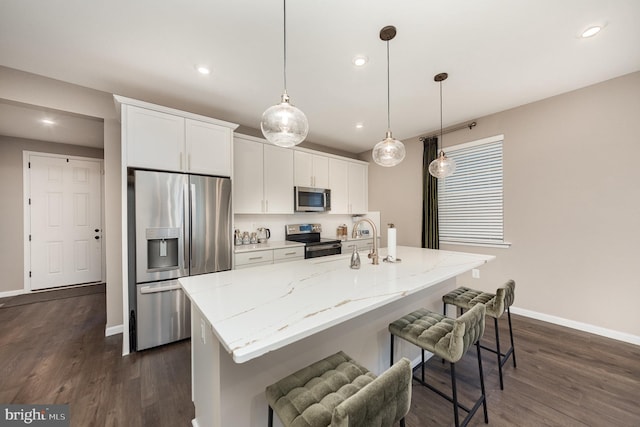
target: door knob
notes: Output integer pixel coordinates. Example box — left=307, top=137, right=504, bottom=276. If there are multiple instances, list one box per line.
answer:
left=95, top=236, right=100, bottom=240
left=94, top=229, right=100, bottom=232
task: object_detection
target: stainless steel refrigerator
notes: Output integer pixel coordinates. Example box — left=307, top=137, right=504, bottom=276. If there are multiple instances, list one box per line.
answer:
left=129, top=170, right=231, bottom=350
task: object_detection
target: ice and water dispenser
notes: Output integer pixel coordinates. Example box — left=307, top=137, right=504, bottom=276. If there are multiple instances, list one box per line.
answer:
left=145, top=227, right=181, bottom=271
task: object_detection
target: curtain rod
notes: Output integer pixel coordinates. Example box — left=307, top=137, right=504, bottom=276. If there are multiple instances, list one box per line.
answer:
left=419, top=121, right=477, bottom=142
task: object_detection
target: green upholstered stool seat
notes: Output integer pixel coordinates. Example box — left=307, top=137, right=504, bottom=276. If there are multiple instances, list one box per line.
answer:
left=442, top=280, right=517, bottom=390
left=265, top=351, right=412, bottom=427
left=389, top=304, right=488, bottom=427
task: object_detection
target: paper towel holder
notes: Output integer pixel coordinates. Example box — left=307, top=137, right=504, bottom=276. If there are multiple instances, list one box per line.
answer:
left=383, top=223, right=402, bottom=263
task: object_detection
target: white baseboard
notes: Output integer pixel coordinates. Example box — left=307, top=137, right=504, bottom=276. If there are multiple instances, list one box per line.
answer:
left=0, top=289, right=27, bottom=299
left=105, top=324, right=123, bottom=337
left=511, top=306, right=640, bottom=346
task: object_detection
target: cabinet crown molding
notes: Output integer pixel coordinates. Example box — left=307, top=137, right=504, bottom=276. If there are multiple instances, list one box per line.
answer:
left=114, top=95, right=239, bottom=130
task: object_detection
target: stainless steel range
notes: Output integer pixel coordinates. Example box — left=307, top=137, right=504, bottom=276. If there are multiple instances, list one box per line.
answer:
left=285, top=224, right=342, bottom=259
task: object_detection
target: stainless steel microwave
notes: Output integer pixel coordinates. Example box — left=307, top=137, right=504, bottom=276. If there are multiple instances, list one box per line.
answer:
left=294, top=186, right=331, bottom=212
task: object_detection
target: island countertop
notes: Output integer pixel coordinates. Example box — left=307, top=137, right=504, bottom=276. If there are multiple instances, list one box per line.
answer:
left=179, top=246, right=494, bottom=364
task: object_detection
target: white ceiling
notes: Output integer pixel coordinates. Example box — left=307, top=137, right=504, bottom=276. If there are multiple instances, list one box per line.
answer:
left=0, top=0, right=639, bottom=153
left=0, top=99, right=104, bottom=148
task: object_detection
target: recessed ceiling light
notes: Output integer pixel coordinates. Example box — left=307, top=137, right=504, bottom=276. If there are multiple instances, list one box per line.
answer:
left=196, top=66, right=211, bottom=75
left=581, top=26, right=602, bottom=38
left=355, top=122, right=364, bottom=129
left=41, top=119, right=55, bottom=125
left=352, top=55, right=368, bottom=67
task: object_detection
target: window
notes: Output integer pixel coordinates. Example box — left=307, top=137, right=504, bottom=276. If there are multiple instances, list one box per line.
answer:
left=438, top=134, right=508, bottom=247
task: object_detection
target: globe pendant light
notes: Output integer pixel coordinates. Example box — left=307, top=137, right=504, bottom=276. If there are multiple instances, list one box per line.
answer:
left=428, top=72, right=456, bottom=178
left=261, top=0, right=308, bottom=148
left=372, top=25, right=406, bottom=167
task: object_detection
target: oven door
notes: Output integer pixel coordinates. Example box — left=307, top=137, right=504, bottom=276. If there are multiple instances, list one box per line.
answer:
left=305, top=242, right=342, bottom=259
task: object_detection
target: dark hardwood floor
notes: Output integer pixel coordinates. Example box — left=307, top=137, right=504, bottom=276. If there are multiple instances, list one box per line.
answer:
left=1, top=287, right=639, bottom=426
left=0, top=287, right=193, bottom=427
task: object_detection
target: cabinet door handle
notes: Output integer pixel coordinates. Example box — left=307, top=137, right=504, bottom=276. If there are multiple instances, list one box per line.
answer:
left=180, top=152, right=183, bottom=170
left=249, top=256, right=263, bottom=260
left=284, top=252, right=297, bottom=256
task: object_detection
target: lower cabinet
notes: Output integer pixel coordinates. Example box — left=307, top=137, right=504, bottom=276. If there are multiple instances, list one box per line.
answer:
left=273, top=247, right=305, bottom=264
left=234, top=246, right=304, bottom=269
left=234, top=250, right=273, bottom=269
left=341, top=238, right=378, bottom=254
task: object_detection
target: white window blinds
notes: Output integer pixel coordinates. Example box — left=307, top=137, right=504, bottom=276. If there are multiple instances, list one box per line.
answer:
left=438, top=135, right=504, bottom=245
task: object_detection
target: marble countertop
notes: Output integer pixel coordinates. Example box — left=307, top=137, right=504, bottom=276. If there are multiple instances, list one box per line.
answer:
left=180, top=246, right=494, bottom=363
left=233, top=240, right=304, bottom=254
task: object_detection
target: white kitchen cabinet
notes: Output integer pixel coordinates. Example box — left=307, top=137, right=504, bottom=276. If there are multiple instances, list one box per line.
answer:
left=234, top=246, right=303, bottom=269
left=185, top=119, right=232, bottom=176
left=122, top=101, right=234, bottom=176
left=328, top=158, right=349, bottom=213
left=125, top=105, right=184, bottom=172
left=348, top=162, right=368, bottom=214
left=328, top=158, right=368, bottom=214
left=234, top=250, right=274, bottom=269
left=233, top=137, right=264, bottom=213
left=294, top=151, right=329, bottom=189
left=273, top=246, right=304, bottom=264
left=233, top=135, right=293, bottom=214
left=264, top=144, right=294, bottom=213
left=342, top=238, right=378, bottom=254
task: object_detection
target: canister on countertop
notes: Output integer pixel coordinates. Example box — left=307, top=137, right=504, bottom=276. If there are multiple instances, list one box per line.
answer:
left=337, top=224, right=348, bottom=241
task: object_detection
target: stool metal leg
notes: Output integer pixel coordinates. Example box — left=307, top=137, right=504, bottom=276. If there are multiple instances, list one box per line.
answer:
left=400, top=418, right=406, bottom=427
left=494, top=316, right=504, bottom=390
left=450, top=362, right=460, bottom=427
left=268, top=405, right=273, bottom=427
left=507, top=307, right=517, bottom=367
left=421, top=349, right=426, bottom=384
left=390, top=334, right=395, bottom=366
left=476, top=340, right=489, bottom=424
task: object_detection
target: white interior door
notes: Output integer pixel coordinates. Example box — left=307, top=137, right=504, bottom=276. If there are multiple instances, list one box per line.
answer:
left=29, top=154, right=103, bottom=290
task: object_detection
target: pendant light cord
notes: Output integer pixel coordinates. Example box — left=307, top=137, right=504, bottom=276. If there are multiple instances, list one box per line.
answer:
left=439, top=80, right=443, bottom=153
left=283, top=0, right=288, bottom=94
left=386, top=40, right=391, bottom=131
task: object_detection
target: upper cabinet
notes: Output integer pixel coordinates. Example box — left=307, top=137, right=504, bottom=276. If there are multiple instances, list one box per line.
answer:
left=234, top=135, right=294, bottom=214
left=294, top=151, right=329, bottom=189
left=347, top=162, right=368, bottom=214
left=233, top=133, right=367, bottom=216
left=124, top=105, right=184, bottom=172
left=329, top=159, right=368, bottom=214
left=116, top=96, right=238, bottom=176
left=185, top=119, right=232, bottom=176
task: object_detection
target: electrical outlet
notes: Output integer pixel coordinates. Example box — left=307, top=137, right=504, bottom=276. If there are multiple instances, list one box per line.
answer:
left=200, top=319, right=206, bottom=344
left=472, top=269, right=480, bottom=279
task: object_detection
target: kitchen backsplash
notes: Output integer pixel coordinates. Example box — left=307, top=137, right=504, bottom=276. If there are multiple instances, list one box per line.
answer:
left=233, top=212, right=381, bottom=241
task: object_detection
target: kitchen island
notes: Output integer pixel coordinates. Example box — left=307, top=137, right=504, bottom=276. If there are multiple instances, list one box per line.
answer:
left=180, top=246, right=494, bottom=427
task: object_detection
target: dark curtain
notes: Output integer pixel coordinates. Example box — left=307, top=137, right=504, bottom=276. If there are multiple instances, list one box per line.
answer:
left=421, top=136, right=439, bottom=249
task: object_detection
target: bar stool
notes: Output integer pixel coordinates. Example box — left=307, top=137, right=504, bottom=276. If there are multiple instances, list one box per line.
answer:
left=442, top=279, right=516, bottom=390
left=389, top=304, right=488, bottom=427
left=266, top=351, right=412, bottom=427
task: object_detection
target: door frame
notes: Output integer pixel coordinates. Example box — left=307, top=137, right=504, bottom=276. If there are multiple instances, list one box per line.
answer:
left=23, top=151, right=106, bottom=292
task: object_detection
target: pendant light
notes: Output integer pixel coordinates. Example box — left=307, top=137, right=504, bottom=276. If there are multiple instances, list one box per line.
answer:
left=428, top=72, right=456, bottom=178
left=261, top=0, right=309, bottom=148
left=372, top=25, right=406, bottom=167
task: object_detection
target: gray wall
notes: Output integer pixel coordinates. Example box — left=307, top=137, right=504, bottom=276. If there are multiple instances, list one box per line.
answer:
left=0, top=136, right=104, bottom=293
left=364, top=71, right=640, bottom=338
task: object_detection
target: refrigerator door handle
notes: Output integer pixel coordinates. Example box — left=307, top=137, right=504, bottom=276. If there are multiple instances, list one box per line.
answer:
left=190, top=183, right=196, bottom=269
left=139, top=283, right=182, bottom=294
left=184, top=182, right=190, bottom=270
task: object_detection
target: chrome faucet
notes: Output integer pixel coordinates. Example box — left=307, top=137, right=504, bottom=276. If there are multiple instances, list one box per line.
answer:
left=352, top=218, right=379, bottom=265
